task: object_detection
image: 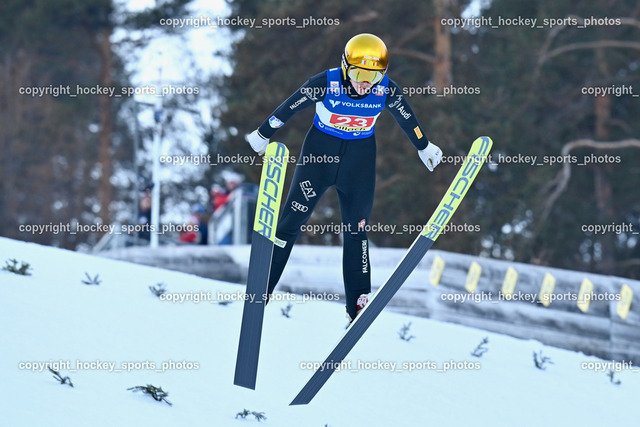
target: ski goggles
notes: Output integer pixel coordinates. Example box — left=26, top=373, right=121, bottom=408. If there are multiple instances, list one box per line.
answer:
left=346, top=66, right=385, bottom=85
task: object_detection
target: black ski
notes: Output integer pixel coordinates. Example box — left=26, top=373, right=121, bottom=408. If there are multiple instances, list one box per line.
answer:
left=234, top=142, right=289, bottom=389
left=290, top=136, right=493, bottom=405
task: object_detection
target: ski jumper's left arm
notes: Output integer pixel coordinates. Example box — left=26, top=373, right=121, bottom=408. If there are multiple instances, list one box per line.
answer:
left=385, top=79, right=430, bottom=150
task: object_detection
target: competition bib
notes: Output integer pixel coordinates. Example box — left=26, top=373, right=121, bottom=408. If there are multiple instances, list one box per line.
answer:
left=313, top=68, right=388, bottom=139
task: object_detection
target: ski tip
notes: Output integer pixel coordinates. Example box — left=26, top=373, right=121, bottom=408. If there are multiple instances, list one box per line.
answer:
left=468, top=136, right=493, bottom=161
left=267, top=141, right=289, bottom=154
left=474, top=136, right=493, bottom=150
left=263, top=141, right=290, bottom=160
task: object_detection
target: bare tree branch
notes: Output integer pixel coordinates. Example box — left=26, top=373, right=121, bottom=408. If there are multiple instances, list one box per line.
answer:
left=619, top=17, right=640, bottom=31
left=539, top=139, right=640, bottom=226
left=395, top=25, right=428, bottom=48
left=534, top=16, right=640, bottom=81
left=541, top=40, right=640, bottom=63
left=350, top=10, right=379, bottom=24
left=392, top=48, right=437, bottom=65
left=321, top=11, right=379, bottom=36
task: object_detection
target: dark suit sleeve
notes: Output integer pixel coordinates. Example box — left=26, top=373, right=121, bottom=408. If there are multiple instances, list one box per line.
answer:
left=257, top=72, right=327, bottom=139
left=385, top=79, right=430, bottom=151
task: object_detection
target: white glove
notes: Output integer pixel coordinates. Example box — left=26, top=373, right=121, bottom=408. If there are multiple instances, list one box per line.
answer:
left=245, top=129, right=269, bottom=155
left=418, top=142, right=442, bottom=172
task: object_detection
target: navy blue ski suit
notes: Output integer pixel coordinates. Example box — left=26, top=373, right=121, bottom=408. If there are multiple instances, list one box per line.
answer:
left=255, top=68, right=431, bottom=319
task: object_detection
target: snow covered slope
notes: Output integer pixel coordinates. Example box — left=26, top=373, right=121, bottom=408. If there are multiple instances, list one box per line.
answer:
left=1, top=236, right=639, bottom=426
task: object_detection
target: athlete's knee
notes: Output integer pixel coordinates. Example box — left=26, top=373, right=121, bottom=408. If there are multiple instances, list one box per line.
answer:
left=342, top=227, right=367, bottom=242
left=277, top=212, right=309, bottom=236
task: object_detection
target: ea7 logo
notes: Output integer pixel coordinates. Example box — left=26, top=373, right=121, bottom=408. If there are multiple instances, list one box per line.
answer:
left=329, top=100, right=341, bottom=108
left=299, top=180, right=316, bottom=201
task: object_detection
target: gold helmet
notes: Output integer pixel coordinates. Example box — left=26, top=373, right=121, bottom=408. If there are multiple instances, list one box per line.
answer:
left=341, top=33, right=388, bottom=85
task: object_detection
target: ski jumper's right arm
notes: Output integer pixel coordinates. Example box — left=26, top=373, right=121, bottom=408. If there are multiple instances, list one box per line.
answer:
left=246, top=72, right=328, bottom=154
left=257, top=71, right=327, bottom=138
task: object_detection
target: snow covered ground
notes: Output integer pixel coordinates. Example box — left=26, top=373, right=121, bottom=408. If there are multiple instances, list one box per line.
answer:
left=2, top=236, right=639, bottom=427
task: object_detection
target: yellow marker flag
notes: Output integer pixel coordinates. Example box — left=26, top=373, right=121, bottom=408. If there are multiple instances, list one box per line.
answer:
left=617, top=284, right=633, bottom=320
left=501, top=267, right=518, bottom=300
left=430, top=255, right=445, bottom=287
left=465, top=261, right=482, bottom=293
left=539, top=273, right=556, bottom=307
left=577, top=278, right=594, bottom=313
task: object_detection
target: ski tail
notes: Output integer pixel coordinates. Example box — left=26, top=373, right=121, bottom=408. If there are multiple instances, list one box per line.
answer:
left=290, top=136, right=493, bottom=405
left=234, top=142, right=289, bottom=389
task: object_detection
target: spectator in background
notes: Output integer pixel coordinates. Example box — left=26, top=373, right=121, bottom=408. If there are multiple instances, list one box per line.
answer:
left=211, top=170, right=244, bottom=212
left=138, top=191, right=152, bottom=241
left=179, top=204, right=209, bottom=245
left=196, top=205, right=209, bottom=245
left=211, top=183, right=228, bottom=212
left=137, top=177, right=153, bottom=241
left=209, top=170, right=246, bottom=245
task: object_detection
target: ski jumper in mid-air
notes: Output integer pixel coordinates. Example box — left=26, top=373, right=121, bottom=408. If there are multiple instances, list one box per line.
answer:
left=246, top=33, right=443, bottom=321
